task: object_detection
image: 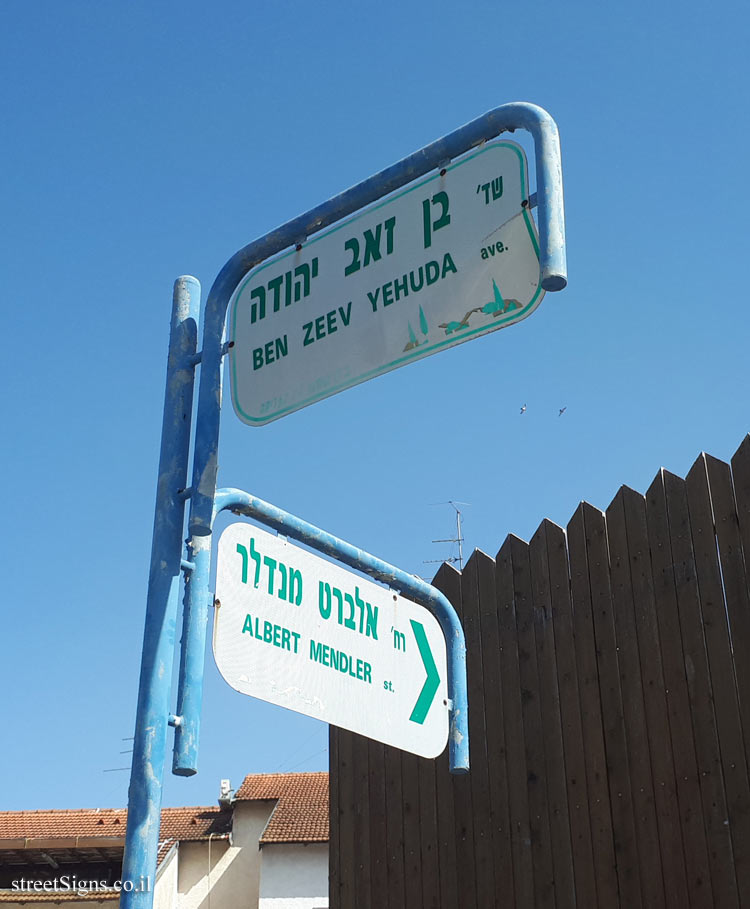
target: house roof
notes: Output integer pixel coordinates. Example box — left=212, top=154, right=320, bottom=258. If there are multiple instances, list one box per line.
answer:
left=0, top=890, right=120, bottom=905
left=235, top=772, right=328, bottom=844
left=0, top=771, right=329, bottom=901
left=0, top=805, right=231, bottom=847
left=0, top=805, right=231, bottom=900
left=0, top=894, right=119, bottom=904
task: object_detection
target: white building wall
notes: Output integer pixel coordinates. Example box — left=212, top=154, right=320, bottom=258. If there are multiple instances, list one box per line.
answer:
left=153, top=846, right=178, bottom=909
left=258, top=843, right=328, bottom=909
left=177, top=801, right=275, bottom=909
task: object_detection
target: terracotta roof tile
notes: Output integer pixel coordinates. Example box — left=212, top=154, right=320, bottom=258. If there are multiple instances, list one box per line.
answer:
left=0, top=771, right=327, bottom=863
left=0, top=893, right=118, bottom=903
left=0, top=806, right=230, bottom=848
left=0, top=809, right=127, bottom=841
left=235, top=772, right=328, bottom=844
left=159, top=806, right=231, bottom=843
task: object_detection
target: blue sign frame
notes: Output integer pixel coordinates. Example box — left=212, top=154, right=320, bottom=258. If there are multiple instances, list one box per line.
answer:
left=121, top=102, right=567, bottom=908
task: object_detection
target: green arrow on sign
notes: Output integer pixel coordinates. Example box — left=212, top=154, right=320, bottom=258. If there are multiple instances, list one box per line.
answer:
left=409, top=619, right=441, bottom=725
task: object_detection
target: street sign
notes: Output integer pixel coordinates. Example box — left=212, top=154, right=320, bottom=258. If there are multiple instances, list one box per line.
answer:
left=213, top=522, right=449, bottom=758
left=229, top=140, right=544, bottom=425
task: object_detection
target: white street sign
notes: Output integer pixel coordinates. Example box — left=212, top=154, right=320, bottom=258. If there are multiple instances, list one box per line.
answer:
left=213, top=523, right=449, bottom=758
left=229, top=140, right=544, bottom=425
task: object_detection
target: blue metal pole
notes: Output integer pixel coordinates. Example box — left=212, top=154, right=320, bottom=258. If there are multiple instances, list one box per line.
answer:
left=212, top=488, right=469, bottom=772
left=171, top=534, right=211, bottom=775
left=173, top=102, right=566, bottom=773
left=121, top=276, right=201, bottom=908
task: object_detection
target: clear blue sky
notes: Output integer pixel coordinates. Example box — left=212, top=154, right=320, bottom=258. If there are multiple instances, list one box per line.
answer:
left=2, top=0, right=747, bottom=811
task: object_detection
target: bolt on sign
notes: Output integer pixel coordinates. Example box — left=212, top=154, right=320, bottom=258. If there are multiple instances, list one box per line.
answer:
left=213, top=523, right=449, bottom=758
left=229, top=140, right=543, bottom=425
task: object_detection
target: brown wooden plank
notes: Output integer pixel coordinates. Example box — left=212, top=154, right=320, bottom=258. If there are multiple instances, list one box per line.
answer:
left=329, top=725, right=341, bottom=909
left=730, top=435, right=750, bottom=589
left=431, top=562, right=461, bottom=909
left=436, top=559, right=477, bottom=908
left=475, top=548, right=514, bottom=906
left=509, top=533, right=556, bottom=908
left=337, top=729, right=356, bottom=909
left=606, top=487, right=667, bottom=908
left=540, top=518, right=598, bottom=909
left=620, top=482, right=692, bottom=909
left=528, top=521, right=576, bottom=907
left=645, top=470, right=714, bottom=908
left=705, top=452, right=750, bottom=774
left=440, top=560, right=476, bottom=908
left=367, top=741, right=388, bottom=909
left=384, top=741, right=406, bottom=909
left=496, top=534, right=535, bottom=908
left=566, top=504, right=619, bottom=908
left=402, top=750, right=424, bottom=908
left=418, top=755, right=440, bottom=909
left=460, top=550, right=497, bottom=906
left=686, top=455, right=750, bottom=898
left=583, top=501, right=642, bottom=906
left=663, top=467, right=739, bottom=908
left=352, top=732, right=372, bottom=909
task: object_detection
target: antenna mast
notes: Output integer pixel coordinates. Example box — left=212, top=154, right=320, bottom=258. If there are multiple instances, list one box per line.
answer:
left=425, top=501, right=468, bottom=571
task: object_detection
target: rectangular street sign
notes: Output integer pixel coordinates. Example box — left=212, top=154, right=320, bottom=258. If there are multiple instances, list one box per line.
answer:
left=213, top=522, right=449, bottom=758
left=229, top=139, right=544, bottom=425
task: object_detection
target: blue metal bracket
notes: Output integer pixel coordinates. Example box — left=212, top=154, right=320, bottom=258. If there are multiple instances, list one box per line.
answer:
left=211, top=487, right=469, bottom=773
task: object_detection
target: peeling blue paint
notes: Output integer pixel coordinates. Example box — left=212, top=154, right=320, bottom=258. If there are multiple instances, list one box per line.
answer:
left=121, top=277, right=200, bottom=909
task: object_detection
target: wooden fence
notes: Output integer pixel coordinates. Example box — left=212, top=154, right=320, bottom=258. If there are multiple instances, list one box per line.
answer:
left=330, top=437, right=750, bottom=907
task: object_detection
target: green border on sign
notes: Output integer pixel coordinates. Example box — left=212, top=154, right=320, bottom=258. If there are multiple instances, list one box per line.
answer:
left=230, top=141, right=536, bottom=424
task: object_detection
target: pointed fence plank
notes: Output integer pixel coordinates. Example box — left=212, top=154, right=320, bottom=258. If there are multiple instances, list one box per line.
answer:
left=645, top=470, right=714, bottom=908
left=705, top=453, right=750, bottom=772
left=584, top=502, right=643, bottom=906
left=454, top=556, right=494, bottom=909
left=475, top=549, right=514, bottom=906
left=664, top=467, right=740, bottom=908
left=431, top=562, right=461, bottom=909
left=620, top=482, right=691, bottom=909
left=540, top=518, right=598, bottom=908
left=606, top=487, right=666, bottom=907
left=686, top=455, right=750, bottom=900
left=508, top=533, right=556, bottom=908
left=730, top=435, right=750, bottom=590
left=496, top=535, right=536, bottom=907
left=566, top=504, right=619, bottom=908
left=529, top=521, right=576, bottom=907
left=460, top=551, right=497, bottom=906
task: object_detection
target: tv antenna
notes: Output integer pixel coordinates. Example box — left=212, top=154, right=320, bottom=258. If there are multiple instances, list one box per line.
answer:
left=425, top=501, right=470, bottom=571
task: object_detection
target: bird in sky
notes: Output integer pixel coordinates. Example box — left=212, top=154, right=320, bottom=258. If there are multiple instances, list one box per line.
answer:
left=559, top=406, right=567, bottom=416
left=520, top=404, right=527, bottom=415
